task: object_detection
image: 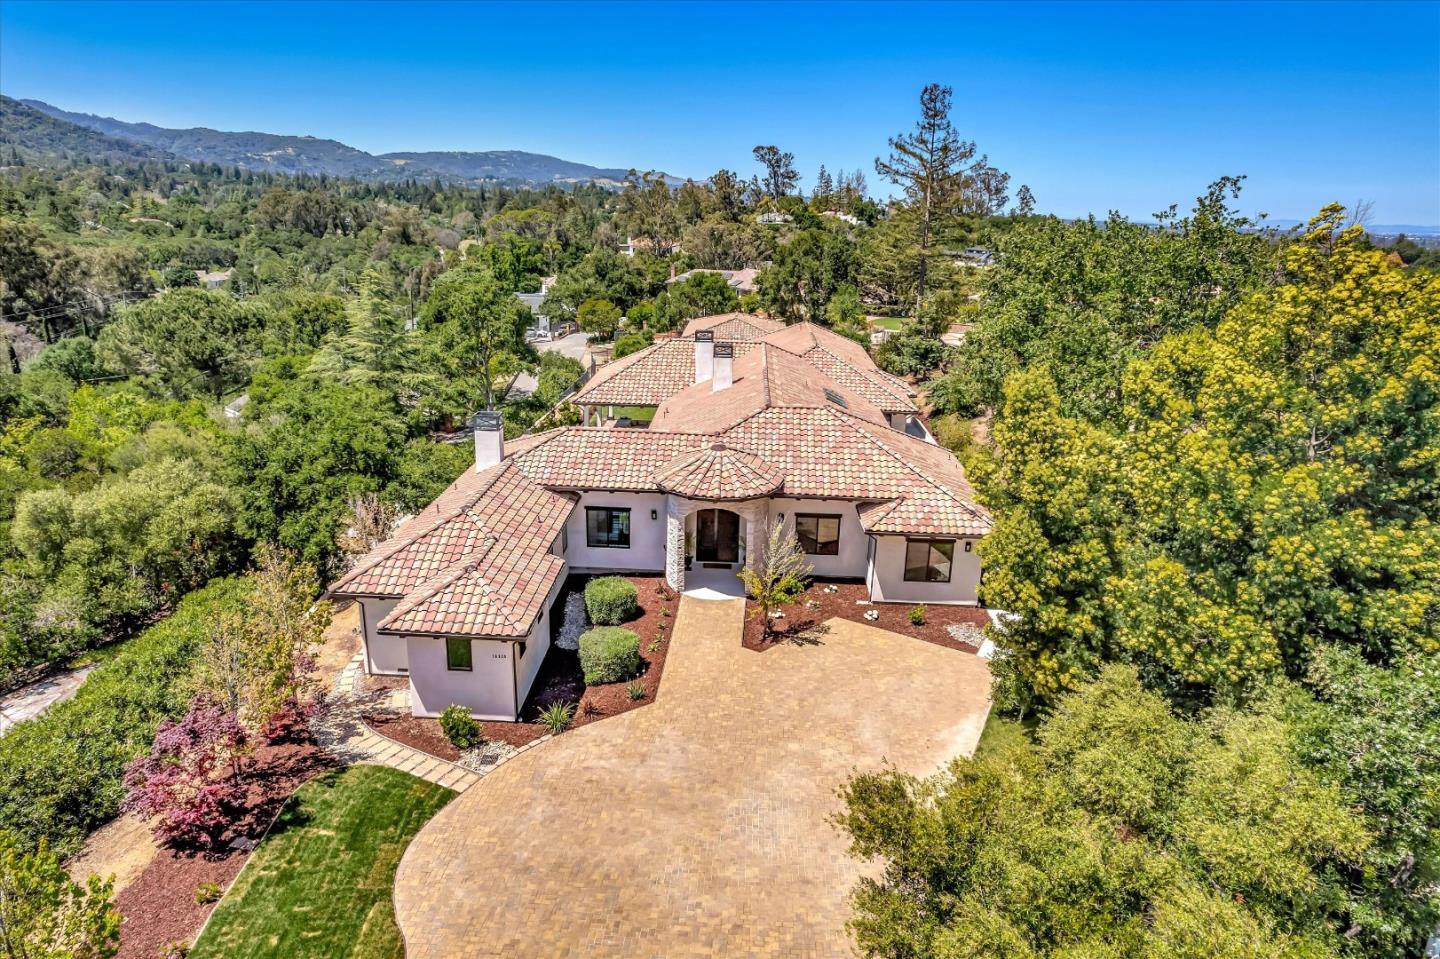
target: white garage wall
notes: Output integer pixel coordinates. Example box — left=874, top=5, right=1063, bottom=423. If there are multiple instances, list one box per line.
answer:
left=565, top=490, right=668, bottom=572
left=407, top=636, right=517, bottom=720
left=768, top=498, right=869, bottom=578
left=358, top=598, right=407, bottom=674
left=867, top=534, right=981, bottom=605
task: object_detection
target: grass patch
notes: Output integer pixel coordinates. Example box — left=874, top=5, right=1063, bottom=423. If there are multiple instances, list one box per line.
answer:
left=609, top=405, right=656, bottom=423
left=975, top=711, right=1036, bottom=758
left=868, top=316, right=907, bottom=331
left=191, top=765, right=454, bottom=959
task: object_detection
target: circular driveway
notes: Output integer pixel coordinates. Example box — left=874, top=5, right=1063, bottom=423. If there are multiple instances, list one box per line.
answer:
left=394, top=597, right=992, bottom=958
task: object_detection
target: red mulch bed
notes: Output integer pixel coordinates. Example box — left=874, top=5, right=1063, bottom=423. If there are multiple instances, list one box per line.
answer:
left=113, top=731, right=338, bottom=959
left=742, top=579, right=990, bottom=653
left=362, top=575, right=677, bottom=758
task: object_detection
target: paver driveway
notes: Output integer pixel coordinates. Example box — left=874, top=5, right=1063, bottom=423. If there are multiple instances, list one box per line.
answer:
left=394, top=596, right=992, bottom=958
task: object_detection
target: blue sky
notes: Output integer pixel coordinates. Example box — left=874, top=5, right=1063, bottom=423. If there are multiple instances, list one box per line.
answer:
left=2, top=0, right=1437, bottom=225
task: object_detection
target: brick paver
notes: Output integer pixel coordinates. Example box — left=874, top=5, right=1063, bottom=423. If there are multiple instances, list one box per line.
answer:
left=395, top=596, right=992, bottom=958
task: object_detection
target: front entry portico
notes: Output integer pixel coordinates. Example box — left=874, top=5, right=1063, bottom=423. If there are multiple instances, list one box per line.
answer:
left=664, top=496, right=769, bottom=595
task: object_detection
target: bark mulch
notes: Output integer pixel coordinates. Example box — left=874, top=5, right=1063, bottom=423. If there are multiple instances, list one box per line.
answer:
left=742, top=579, right=990, bottom=653
left=113, top=732, right=338, bottom=959
left=362, top=575, right=677, bottom=759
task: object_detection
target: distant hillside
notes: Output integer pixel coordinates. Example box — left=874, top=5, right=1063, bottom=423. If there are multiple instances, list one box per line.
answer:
left=0, top=96, right=169, bottom=165
left=379, top=150, right=636, bottom=186
left=11, top=97, right=661, bottom=187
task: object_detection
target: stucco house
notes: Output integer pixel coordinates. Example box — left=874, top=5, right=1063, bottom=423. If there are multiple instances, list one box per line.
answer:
left=327, top=312, right=991, bottom=721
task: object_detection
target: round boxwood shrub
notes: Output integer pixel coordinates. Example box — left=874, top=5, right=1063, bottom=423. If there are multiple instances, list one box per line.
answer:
left=439, top=704, right=482, bottom=750
left=584, top=576, right=639, bottom=625
left=578, top=627, right=642, bottom=685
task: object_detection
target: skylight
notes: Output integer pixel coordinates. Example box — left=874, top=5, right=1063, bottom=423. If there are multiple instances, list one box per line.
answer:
left=823, top=388, right=848, bottom=408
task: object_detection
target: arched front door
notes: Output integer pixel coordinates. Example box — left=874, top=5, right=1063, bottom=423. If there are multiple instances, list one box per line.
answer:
left=695, top=508, right=741, bottom=564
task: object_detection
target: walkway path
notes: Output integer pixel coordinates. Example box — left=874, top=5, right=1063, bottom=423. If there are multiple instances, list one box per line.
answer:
left=395, top=595, right=993, bottom=958
left=308, top=653, right=483, bottom=791
left=0, top=664, right=96, bottom=736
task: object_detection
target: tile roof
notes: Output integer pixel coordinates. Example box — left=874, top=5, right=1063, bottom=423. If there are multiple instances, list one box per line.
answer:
left=577, top=315, right=916, bottom=414
left=650, top=344, right=889, bottom=434
left=653, top=443, right=785, bottom=500
left=573, top=338, right=759, bottom=407
left=682, top=311, right=785, bottom=340
left=331, top=458, right=574, bottom=638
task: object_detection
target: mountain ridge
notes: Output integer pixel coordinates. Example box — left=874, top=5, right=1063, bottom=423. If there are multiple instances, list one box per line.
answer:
left=8, top=97, right=666, bottom=187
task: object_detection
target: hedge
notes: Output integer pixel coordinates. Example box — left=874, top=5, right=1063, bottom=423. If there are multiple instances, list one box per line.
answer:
left=578, top=627, right=641, bottom=685
left=584, top=576, right=638, bottom=626
left=0, top=577, right=250, bottom=857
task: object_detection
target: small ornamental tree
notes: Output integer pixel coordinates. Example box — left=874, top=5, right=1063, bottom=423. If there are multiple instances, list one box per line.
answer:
left=196, top=545, right=330, bottom=740
left=122, top=695, right=249, bottom=848
left=0, top=830, right=121, bottom=959
left=576, top=298, right=622, bottom=340
left=739, top=521, right=812, bottom=641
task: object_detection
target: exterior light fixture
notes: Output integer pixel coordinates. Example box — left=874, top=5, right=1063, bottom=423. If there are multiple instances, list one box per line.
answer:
left=964, top=541, right=973, bottom=552
left=650, top=509, right=658, bottom=520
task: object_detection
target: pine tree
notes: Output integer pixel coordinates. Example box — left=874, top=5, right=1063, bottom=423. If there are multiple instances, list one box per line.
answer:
left=815, top=164, right=834, bottom=202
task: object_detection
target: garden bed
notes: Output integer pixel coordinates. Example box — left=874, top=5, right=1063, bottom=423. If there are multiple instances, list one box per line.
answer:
left=361, top=575, right=675, bottom=759
left=111, top=731, right=338, bottom=959
left=742, top=580, right=990, bottom=653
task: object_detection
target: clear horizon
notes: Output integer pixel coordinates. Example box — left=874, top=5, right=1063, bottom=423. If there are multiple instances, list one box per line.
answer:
left=2, top=0, right=1437, bottom=225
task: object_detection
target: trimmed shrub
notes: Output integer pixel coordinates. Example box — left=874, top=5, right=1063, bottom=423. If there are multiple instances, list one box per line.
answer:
left=578, top=627, right=641, bottom=684
left=0, top=578, right=250, bottom=857
left=584, top=576, right=638, bottom=626
left=909, top=604, right=927, bottom=626
left=439, top=704, right=482, bottom=750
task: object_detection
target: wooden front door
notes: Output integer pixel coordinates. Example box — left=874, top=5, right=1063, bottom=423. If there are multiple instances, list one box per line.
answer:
left=695, top=509, right=740, bottom=563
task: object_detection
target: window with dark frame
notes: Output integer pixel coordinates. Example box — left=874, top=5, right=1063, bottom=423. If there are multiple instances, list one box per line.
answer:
left=445, top=636, right=472, bottom=671
left=586, top=507, right=631, bottom=548
left=904, top=538, right=955, bottom=583
left=795, top=513, right=841, bottom=555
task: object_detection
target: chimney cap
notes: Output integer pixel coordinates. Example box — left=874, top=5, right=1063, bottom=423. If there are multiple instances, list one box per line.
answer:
left=713, top=343, right=734, bottom=358
left=470, top=410, right=504, bottom=431
left=695, top=330, right=714, bottom=342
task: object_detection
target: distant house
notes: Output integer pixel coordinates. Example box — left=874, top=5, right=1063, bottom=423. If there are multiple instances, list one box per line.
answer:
left=946, top=247, right=995, bottom=268
left=667, top=267, right=760, bottom=296
left=194, top=268, right=233, bottom=289
left=223, top=393, right=249, bottom=419
left=821, top=210, right=862, bottom=226
left=516, top=276, right=559, bottom=333
left=756, top=211, right=793, bottom=226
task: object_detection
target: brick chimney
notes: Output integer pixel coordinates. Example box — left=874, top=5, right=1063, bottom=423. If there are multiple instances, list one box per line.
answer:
left=471, top=410, right=504, bottom=472
left=712, top=343, right=734, bottom=392
left=694, top=330, right=714, bottom=384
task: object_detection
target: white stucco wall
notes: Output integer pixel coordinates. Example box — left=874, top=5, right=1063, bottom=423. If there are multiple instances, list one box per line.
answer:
left=512, top=567, right=567, bottom=710
left=406, top=636, right=518, bottom=720
left=358, top=598, right=407, bottom=674
left=564, top=490, right=668, bottom=572
left=867, top=534, right=981, bottom=605
left=768, top=498, right=869, bottom=578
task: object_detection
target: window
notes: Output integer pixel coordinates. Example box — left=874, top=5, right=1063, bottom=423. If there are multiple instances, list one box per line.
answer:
left=795, top=514, right=841, bottom=556
left=445, top=637, right=472, bottom=671
left=904, top=539, right=954, bottom=583
left=586, top=507, right=631, bottom=548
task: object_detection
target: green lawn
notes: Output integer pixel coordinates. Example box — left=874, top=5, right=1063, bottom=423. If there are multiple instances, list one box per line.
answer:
left=868, top=316, right=908, bottom=331
left=609, top=405, right=656, bottom=423
left=191, top=765, right=455, bottom=959
left=975, top=711, right=1035, bottom=758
